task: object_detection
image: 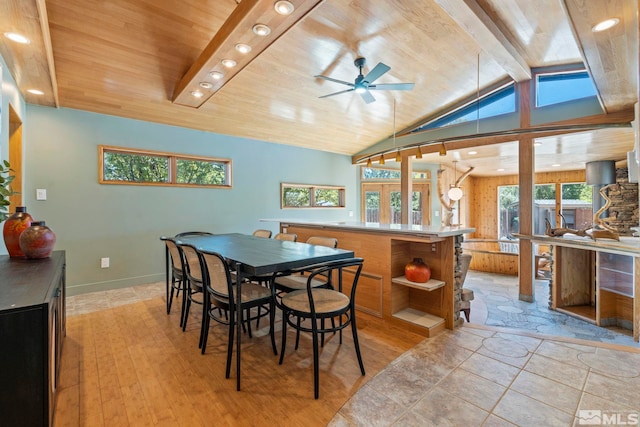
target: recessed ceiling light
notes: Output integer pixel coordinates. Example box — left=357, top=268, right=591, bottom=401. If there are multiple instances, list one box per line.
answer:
left=274, top=1, right=295, bottom=15
left=209, top=71, right=223, bottom=80
left=497, top=168, right=505, bottom=172
left=27, top=89, right=44, bottom=95
left=235, top=43, right=252, bottom=54
left=468, top=151, right=477, bottom=155
left=4, top=32, right=30, bottom=44
left=191, top=90, right=204, bottom=98
left=592, top=18, right=619, bottom=32
left=199, top=82, right=213, bottom=89
left=252, top=24, right=271, bottom=36
left=221, top=59, right=237, bottom=68
left=552, top=163, right=561, bottom=167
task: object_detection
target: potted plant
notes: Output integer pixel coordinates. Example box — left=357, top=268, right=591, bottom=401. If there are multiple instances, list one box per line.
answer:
left=0, top=160, right=17, bottom=222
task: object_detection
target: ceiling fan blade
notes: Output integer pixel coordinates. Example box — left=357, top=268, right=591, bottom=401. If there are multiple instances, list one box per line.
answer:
left=368, top=83, right=415, bottom=91
left=363, top=62, right=390, bottom=83
left=319, top=88, right=355, bottom=99
left=359, top=90, right=376, bottom=104
left=314, top=75, right=353, bottom=86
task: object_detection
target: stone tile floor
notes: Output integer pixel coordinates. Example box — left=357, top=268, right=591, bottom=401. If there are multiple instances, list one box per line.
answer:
left=465, top=271, right=638, bottom=348
left=331, top=326, right=640, bottom=426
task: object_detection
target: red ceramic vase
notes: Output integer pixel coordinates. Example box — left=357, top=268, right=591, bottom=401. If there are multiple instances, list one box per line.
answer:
left=19, top=221, right=56, bottom=259
left=3, top=206, right=34, bottom=257
left=405, top=257, right=431, bottom=283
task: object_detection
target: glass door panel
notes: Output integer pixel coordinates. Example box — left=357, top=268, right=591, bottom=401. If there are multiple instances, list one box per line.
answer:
left=365, top=190, right=381, bottom=223
left=362, top=183, right=430, bottom=225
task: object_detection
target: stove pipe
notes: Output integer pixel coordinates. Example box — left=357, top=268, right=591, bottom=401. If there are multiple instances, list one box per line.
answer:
left=585, top=160, right=616, bottom=226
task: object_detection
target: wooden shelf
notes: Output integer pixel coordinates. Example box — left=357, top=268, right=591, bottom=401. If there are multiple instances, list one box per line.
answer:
left=393, top=307, right=445, bottom=329
left=556, top=305, right=596, bottom=323
left=391, top=276, right=445, bottom=291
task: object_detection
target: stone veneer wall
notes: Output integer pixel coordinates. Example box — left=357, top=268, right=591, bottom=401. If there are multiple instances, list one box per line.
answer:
left=605, top=167, right=639, bottom=236
left=454, top=235, right=464, bottom=327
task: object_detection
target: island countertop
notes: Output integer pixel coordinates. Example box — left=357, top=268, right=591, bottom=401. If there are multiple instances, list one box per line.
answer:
left=518, top=233, right=640, bottom=256
left=263, top=219, right=475, bottom=238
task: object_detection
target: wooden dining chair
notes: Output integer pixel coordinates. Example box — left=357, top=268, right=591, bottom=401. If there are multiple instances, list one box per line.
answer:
left=160, top=236, right=187, bottom=317
left=273, top=232, right=297, bottom=242
left=273, top=236, right=338, bottom=294
left=161, top=232, right=212, bottom=319
left=175, top=241, right=207, bottom=332
left=278, top=258, right=365, bottom=399
left=197, top=248, right=277, bottom=378
left=273, top=236, right=340, bottom=347
left=252, top=229, right=272, bottom=238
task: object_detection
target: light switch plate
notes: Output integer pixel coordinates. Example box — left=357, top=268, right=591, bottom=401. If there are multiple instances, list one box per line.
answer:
left=36, top=189, right=47, bottom=200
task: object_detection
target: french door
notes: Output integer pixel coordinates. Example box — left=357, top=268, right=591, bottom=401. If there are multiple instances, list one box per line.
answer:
left=362, top=183, right=431, bottom=225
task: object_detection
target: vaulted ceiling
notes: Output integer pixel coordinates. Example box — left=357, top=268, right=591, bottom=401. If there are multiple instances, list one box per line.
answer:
left=0, top=0, right=637, bottom=176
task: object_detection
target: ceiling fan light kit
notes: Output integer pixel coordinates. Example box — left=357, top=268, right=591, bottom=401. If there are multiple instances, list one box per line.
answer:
left=316, top=57, right=414, bottom=104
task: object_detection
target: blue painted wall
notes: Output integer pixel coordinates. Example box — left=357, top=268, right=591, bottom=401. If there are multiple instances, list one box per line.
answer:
left=23, top=106, right=360, bottom=294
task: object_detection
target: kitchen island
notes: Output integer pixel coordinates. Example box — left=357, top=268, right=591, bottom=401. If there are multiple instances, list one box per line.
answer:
left=273, top=221, right=475, bottom=337
left=521, top=234, right=640, bottom=342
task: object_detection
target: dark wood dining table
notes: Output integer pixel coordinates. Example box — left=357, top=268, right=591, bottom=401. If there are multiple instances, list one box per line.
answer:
left=175, top=233, right=355, bottom=391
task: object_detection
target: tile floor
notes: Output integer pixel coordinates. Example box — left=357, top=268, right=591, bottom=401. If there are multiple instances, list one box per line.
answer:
left=330, top=326, right=640, bottom=426
left=465, top=271, right=639, bottom=348
left=67, top=273, right=640, bottom=426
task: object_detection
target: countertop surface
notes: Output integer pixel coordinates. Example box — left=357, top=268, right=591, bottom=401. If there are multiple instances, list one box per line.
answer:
left=264, top=219, right=475, bottom=237
left=520, top=234, right=640, bottom=256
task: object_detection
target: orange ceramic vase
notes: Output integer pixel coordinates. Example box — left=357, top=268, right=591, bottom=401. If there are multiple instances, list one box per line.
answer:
left=3, top=206, right=33, bottom=257
left=404, top=257, right=431, bottom=283
left=19, top=221, right=56, bottom=259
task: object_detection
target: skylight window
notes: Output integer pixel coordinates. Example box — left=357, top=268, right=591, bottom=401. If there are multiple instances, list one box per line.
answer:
left=535, top=71, right=597, bottom=107
left=411, top=83, right=516, bottom=133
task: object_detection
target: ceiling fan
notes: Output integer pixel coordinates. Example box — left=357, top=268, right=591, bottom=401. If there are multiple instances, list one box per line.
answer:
left=315, top=57, right=414, bottom=104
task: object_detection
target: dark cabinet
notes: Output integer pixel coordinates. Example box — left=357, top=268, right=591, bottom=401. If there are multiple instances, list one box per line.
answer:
left=0, top=251, right=66, bottom=427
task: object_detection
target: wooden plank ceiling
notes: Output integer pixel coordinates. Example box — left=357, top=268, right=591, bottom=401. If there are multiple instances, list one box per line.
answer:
left=0, top=0, right=637, bottom=175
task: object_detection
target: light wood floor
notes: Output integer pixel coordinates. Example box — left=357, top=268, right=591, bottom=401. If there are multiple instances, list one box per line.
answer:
left=54, top=297, right=425, bottom=426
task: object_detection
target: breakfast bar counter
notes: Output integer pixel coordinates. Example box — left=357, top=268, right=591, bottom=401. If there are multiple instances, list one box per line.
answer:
left=521, top=234, right=640, bottom=342
left=271, top=220, right=475, bottom=337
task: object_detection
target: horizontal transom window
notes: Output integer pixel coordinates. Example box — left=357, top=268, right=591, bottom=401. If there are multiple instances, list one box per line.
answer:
left=281, top=183, right=345, bottom=208
left=99, top=145, right=231, bottom=188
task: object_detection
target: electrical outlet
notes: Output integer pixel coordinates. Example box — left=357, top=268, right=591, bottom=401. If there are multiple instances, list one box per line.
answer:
left=101, top=257, right=110, bottom=268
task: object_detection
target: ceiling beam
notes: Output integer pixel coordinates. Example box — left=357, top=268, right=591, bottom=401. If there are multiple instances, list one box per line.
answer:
left=35, top=0, right=59, bottom=107
left=352, top=108, right=635, bottom=164
left=562, top=0, right=638, bottom=114
left=172, top=0, right=324, bottom=108
left=433, top=0, right=531, bottom=82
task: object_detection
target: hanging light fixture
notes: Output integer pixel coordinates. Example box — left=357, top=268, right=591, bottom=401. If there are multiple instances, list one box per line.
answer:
left=366, top=157, right=372, bottom=167
left=415, top=146, right=423, bottom=159
left=448, top=160, right=464, bottom=201
left=439, top=142, right=447, bottom=156
left=392, top=98, right=401, bottom=163
left=379, top=155, right=385, bottom=165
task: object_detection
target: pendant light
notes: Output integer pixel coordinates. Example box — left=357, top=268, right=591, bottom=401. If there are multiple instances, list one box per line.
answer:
left=366, top=157, right=372, bottom=167
left=439, top=142, right=447, bottom=156
left=448, top=160, right=463, bottom=201
left=416, top=146, right=423, bottom=159
left=379, top=155, right=385, bottom=165
left=392, top=98, right=401, bottom=163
